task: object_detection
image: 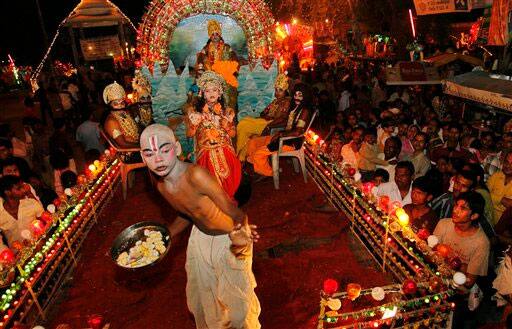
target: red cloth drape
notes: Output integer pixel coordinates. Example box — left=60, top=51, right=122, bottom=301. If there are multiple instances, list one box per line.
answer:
left=196, top=146, right=241, bottom=199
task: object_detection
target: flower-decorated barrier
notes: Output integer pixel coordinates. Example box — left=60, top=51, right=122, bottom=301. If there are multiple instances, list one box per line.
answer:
left=0, top=151, right=121, bottom=327
left=304, top=131, right=465, bottom=329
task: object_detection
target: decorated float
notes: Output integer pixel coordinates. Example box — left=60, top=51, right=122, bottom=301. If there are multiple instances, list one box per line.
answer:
left=135, top=0, right=280, bottom=157
left=304, top=131, right=463, bottom=329
left=0, top=152, right=120, bottom=327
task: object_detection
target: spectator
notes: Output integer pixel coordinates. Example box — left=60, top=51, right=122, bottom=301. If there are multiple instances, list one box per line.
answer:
left=61, top=170, right=77, bottom=189
left=431, top=123, right=475, bottom=164
left=425, top=118, right=443, bottom=156
left=407, top=131, right=431, bottom=178
left=29, top=118, right=51, bottom=175
left=0, top=175, right=44, bottom=247
left=487, top=151, right=512, bottom=224
left=341, top=127, right=364, bottom=169
left=374, top=161, right=414, bottom=206
left=430, top=169, right=477, bottom=219
left=26, top=173, right=57, bottom=209
left=49, top=150, right=77, bottom=196
left=358, top=128, right=388, bottom=180
left=0, top=139, right=31, bottom=180
left=76, top=109, right=105, bottom=153
left=377, top=118, right=395, bottom=151
left=376, top=136, right=401, bottom=182
left=433, top=192, right=490, bottom=328
left=404, top=176, right=438, bottom=232
left=372, top=168, right=389, bottom=187
left=483, top=132, right=512, bottom=180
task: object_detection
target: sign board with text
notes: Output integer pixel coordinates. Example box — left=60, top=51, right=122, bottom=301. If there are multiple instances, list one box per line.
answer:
left=413, top=0, right=472, bottom=15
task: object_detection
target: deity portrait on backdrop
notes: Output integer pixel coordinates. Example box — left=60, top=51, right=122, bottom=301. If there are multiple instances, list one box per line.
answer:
left=196, top=19, right=239, bottom=109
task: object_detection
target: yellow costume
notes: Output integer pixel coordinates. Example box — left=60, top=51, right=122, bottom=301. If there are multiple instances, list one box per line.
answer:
left=236, top=74, right=290, bottom=161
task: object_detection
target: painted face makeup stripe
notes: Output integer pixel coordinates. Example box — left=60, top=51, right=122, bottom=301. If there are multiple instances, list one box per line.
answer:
left=149, top=135, right=158, bottom=153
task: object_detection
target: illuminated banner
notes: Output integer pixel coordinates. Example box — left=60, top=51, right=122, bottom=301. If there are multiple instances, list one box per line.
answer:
left=80, top=36, right=123, bottom=61
left=413, top=0, right=472, bottom=15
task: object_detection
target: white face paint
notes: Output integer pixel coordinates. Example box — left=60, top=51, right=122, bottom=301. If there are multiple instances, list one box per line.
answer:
left=140, top=133, right=176, bottom=177
left=204, top=85, right=222, bottom=106
left=294, top=90, right=303, bottom=105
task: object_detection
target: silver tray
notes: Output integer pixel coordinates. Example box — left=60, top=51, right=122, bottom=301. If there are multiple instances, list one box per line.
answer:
left=111, top=221, right=171, bottom=269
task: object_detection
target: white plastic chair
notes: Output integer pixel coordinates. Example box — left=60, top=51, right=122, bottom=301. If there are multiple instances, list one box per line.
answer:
left=100, top=128, right=148, bottom=200
left=271, top=110, right=318, bottom=189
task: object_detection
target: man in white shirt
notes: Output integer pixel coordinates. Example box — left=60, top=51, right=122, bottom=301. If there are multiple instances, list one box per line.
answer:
left=0, top=175, right=43, bottom=247
left=375, top=161, right=414, bottom=207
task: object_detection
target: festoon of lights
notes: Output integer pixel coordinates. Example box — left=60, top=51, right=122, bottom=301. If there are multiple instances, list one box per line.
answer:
left=30, top=0, right=136, bottom=88
left=137, top=0, right=276, bottom=71
left=0, top=149, right=120, bottom=327
left=303, top=130, right=467, bottom=328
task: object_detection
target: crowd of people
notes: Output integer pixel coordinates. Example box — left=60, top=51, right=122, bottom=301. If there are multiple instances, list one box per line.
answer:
left=0, top=52, right=511, bottom=328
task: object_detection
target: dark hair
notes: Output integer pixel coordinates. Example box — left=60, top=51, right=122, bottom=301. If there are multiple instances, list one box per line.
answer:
left=387, top=136, right=402, bottom=152
left=412, top=176, right=433, bottom=195
left=0, top=175, right=23, bottom=199
left=374, top=168, right=390, bottom=183
left=456, top=191, right=485, bottom=226
left=396, top=161, right=415, bottom=176
left=466, top=163, right=486, bottom=189
left=458, top=169, right=477, bottom=189
left=49, top=150, right=70, bottom=170
left=449, top=157, right=466, bottom=173
left=424, top=168, right=444, bottom=198
left=61, top=170, right=77, bottom=189
left=366, top=127, right=377, bottom=137
left=0, top=138, right=13, bottom=149
left=381, top=118, right=395, bottom=128
left=53, top=118, right=66, bottom=130
left=0, top=158, right=18, bottom=174
left=85, top=149, right=101, bottom=163
left=415, top=131, right=429, bottom=144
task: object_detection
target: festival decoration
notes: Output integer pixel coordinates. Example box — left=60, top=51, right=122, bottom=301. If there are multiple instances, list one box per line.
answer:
left=453, top=272, right=467, bottom=286
left=0, top=152, right=120, bottom=327
left=137, top=0, right=276, bottom=70
left=323, top=279, right=339, bottom=295
left=0, top=250, right=15, bottom=265
left=305, top=130, right=457, bottom=328
left=402, top=279, right=418, bottom=295
left=346, top=283, right=362, bottom=301
left=326, top=298, right=342, bottom=311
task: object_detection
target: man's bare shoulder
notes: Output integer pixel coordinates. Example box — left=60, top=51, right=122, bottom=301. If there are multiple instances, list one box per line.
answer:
left=187, top=165, right=211, bottom=185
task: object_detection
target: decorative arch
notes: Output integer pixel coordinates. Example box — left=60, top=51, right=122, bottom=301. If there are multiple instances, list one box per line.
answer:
left=137, top=0, right=276, bottom=71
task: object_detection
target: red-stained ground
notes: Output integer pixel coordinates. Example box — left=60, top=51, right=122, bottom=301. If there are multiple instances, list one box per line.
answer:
left=45, top=165, right=393, bottom=328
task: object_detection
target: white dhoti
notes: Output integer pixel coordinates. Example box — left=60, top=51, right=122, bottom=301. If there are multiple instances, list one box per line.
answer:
left=185, top=226, right=261, bottom=329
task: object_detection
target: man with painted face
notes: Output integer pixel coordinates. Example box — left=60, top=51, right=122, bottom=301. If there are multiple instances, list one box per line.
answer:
left=246, top=84, right=310, bottom=177
left=236, top=73, right=291, bottom=161
left=140, top=124, right=261, bottom=329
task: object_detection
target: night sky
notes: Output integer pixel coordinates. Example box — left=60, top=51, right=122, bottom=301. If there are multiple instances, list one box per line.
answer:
left=0, top=0, right=148, bottom=65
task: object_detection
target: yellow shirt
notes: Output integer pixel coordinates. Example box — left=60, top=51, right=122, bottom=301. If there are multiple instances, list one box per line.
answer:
left=487, top=171, right=512, bottom=222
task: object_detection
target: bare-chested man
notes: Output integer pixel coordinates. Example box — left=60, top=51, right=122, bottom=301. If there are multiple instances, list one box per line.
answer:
left=140, top=124, right=261, bottom=329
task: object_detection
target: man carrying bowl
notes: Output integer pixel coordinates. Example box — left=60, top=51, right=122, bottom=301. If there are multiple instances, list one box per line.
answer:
left=139, top=124, right=260, bottom=329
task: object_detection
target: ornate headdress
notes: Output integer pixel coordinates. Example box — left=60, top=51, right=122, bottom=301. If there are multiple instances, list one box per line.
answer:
left=274, top=73, right=289, bottom=91
left=197, top=71, right=226, bottom=94
left=132, top=71, right=152, bottom=95
left=207, top=20, right=222, bottom=37
left=103, top=81, right=126, bottom=104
